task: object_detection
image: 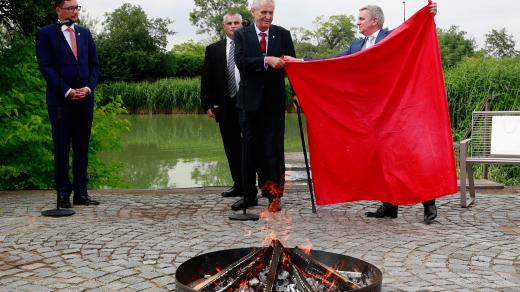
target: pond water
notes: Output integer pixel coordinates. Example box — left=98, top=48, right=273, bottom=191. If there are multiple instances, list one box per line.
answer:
left=101, top=114, right=307, bottom=189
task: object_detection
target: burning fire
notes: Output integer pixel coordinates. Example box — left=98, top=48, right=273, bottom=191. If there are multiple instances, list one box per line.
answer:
left=299, top=239, right=313, bottom=255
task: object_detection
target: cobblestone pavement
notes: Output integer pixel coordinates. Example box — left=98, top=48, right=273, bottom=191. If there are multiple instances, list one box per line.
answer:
left=1, top=187, right=520, bottom=292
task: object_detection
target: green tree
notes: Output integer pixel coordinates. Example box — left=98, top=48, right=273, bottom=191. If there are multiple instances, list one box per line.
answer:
left=437, top=26, right=475, bottom=68
left=0, top=0, right=55, bottom=37
left=0, top=32, right=128, bottom=190
left=485, top=28, right=518, bottom=58
left=96, top=3, right=175, bottom=81
left=313, top=15, right=356, bottom=51
left=190, top=0, right=250, bottom=39
left=170, top=42, right=205, bottom=77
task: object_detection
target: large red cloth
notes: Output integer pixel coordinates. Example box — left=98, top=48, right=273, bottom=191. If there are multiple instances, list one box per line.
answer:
left=285, top=5, right=457, bottom=206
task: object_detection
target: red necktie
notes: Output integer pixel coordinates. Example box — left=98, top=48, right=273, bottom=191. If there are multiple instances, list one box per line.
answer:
left=67, top=27, right=78, bottom=60
left=259, top=32, right=266, bottom=54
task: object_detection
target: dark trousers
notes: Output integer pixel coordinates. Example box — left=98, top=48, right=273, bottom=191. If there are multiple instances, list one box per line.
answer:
left=47, top=99, right=93, bottom=198
left=216, top=97, right=243, bottom=190
left=383, top=199, right=436, bottom=210
left=239, top=109, right=285, bottom=199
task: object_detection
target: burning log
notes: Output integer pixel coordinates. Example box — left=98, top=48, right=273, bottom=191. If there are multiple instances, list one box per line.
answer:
left=192, top=247, right=272, bottom=291
left=291, top=247, right=361, bottom=291
left=178, top=240, right=381, bottom=292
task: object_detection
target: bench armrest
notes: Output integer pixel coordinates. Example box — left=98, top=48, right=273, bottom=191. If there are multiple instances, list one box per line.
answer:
left=460, top=138, right=471, bottom=146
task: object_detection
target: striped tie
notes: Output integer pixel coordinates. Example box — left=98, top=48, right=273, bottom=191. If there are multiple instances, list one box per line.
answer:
left=227, top=41, right=237, bottom=97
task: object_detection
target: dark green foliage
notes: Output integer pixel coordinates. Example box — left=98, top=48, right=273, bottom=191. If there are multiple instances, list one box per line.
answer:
left=170, top=42, right=205, bottom=77
left=445, top=56, right=520, bottom=141
left=290, top=14, right=356, bottom=59
left=485, top=28, right=518, bottom=58
left=437, top=26, right=476, bottom=69
left=97, top=78, right=202, bottom=114
left=0, top=0, right=55, bottom=37
left=190, top=0, right=250, bottom=38
left=96, top=3, right=174, bottom=82
left=0, top=33, right=129, bottom=190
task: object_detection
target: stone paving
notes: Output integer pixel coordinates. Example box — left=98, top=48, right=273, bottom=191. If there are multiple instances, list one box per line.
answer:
left=1, top=186, right=520, bottom=291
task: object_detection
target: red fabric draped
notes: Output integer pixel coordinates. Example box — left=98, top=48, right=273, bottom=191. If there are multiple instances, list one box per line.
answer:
left=284, top=5, right=457, bottom=206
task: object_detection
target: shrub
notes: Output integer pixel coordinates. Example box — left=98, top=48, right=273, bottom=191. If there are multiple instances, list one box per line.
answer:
left=0, top=33, right=129, bottom=190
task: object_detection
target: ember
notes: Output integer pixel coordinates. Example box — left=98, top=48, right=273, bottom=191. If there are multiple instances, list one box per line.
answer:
left=176, top=240, right=382, bottom=292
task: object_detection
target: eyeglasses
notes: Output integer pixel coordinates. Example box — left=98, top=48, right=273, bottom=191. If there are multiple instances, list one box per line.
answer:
left=60, top=5, right=81, bottom=12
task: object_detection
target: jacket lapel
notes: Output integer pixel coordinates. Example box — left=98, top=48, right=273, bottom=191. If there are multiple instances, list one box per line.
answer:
left=375, top=29, right=388, bottom=44
left=266, top=26, right=278, bottom=56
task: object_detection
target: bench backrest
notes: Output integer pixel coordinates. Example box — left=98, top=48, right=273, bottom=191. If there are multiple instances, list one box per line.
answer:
left=471, top=111, right=520, bottom=158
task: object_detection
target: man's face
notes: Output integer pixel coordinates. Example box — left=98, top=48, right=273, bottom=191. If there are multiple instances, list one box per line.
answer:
left=56, top=0, right=80, bottom=23
left=251, top=0, right=274, bottom=31
left=357, top=9, right=379, bottom=36
left=223, top=15, right=242, bottom=39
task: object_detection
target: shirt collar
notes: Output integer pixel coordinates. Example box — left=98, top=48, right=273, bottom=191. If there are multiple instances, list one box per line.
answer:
left=369, top=29, right=380, bottom=39
left=254, top=23, right=269, bottom=36
left=60, top=23, right=75, bottom=32
left=226, top=36, right=233, bottom=44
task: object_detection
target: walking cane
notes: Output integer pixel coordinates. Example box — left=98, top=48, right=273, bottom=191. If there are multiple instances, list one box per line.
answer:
left=294, top=100, right=317, bottom=213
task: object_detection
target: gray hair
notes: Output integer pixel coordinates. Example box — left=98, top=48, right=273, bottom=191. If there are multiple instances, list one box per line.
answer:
left=251, top=0, right=275, bottom=10
left=223, top=12, right=243, bottom=23
left=360, top=5, right=384, bottom=28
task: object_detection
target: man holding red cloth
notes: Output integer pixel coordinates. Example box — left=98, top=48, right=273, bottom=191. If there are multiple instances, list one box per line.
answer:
left=285, top=2, right=457, bottom=224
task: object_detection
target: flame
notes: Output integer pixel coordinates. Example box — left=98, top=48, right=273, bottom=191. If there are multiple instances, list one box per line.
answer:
left=260, top=179, right=285, bottom=198
left=299, top=239, right=313, bottom=255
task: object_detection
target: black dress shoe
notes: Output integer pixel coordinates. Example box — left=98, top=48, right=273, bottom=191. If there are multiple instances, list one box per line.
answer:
left=424, top=204, right=437, bottom=224
left=231, top=198, right=258, bottom=211
left=59, top=197, right=72, bottom=209
left=221, top=187, right=242, bottom=197
left=365, top=205, right=398, bottom=218
left=73, top=195, right=100, bottom=206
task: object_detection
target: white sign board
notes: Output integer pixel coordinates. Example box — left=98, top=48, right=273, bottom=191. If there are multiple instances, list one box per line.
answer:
left=491, top=116, right=520, bottom=155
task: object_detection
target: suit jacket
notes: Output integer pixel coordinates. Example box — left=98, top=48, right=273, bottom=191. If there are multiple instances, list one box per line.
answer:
left=36, top=24, right=100, bottom=106
left=200, top=39, right=232, bottom=112
left=337, top=29, right=391, bottom=56
left=234, top=24, right=295, bottom=112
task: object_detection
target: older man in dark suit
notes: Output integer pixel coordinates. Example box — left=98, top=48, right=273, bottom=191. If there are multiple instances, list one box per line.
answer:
left=233, top=0, right=296, bottom=212
left=200, top=12, right=244, bottom=199
left=36, top=0, right=100, bottom=208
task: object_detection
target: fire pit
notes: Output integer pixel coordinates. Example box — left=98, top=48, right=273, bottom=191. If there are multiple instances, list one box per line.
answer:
left=175, top=240, right=382, bottom=291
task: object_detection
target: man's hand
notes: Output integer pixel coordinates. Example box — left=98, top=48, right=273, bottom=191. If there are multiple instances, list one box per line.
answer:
left=284, top=56, right=304, bottom=62
left=265, top=56, right=286, bottom=69
left=429, top=2, right=437, bottom=15
left=68, top=87, right=90, bottom=100
left=207, top=105, right=219, bottom=119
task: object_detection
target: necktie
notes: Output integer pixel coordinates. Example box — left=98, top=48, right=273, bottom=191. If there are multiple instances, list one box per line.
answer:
left=259, top=32, right=267, bottom=54
left=67, top=27, right=78, bottom=60
left=227, top=41, right=237, bottom=97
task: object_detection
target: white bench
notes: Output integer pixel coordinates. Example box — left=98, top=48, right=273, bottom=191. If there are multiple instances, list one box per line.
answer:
left=459, top=111, right=520, bottom=207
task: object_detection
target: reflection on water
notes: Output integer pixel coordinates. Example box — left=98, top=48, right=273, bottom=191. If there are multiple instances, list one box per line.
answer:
left=101, top=114, right=307, bottom=189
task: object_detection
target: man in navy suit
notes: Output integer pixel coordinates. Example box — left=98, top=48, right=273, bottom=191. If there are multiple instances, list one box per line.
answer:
left=233, top=0, right=296, bottom=212
left=36, top=0, right=100, bottom=208
left=287, top=3, right=438, bottom=223
left=200, top=12, right=244, bottom=199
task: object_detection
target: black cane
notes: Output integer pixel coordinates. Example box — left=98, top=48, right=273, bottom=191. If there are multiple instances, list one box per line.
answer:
left=295, top=100, right=317, bottom=213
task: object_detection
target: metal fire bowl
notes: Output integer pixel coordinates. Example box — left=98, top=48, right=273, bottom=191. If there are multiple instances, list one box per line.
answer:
left=175, top=247, right=383, bottom=292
